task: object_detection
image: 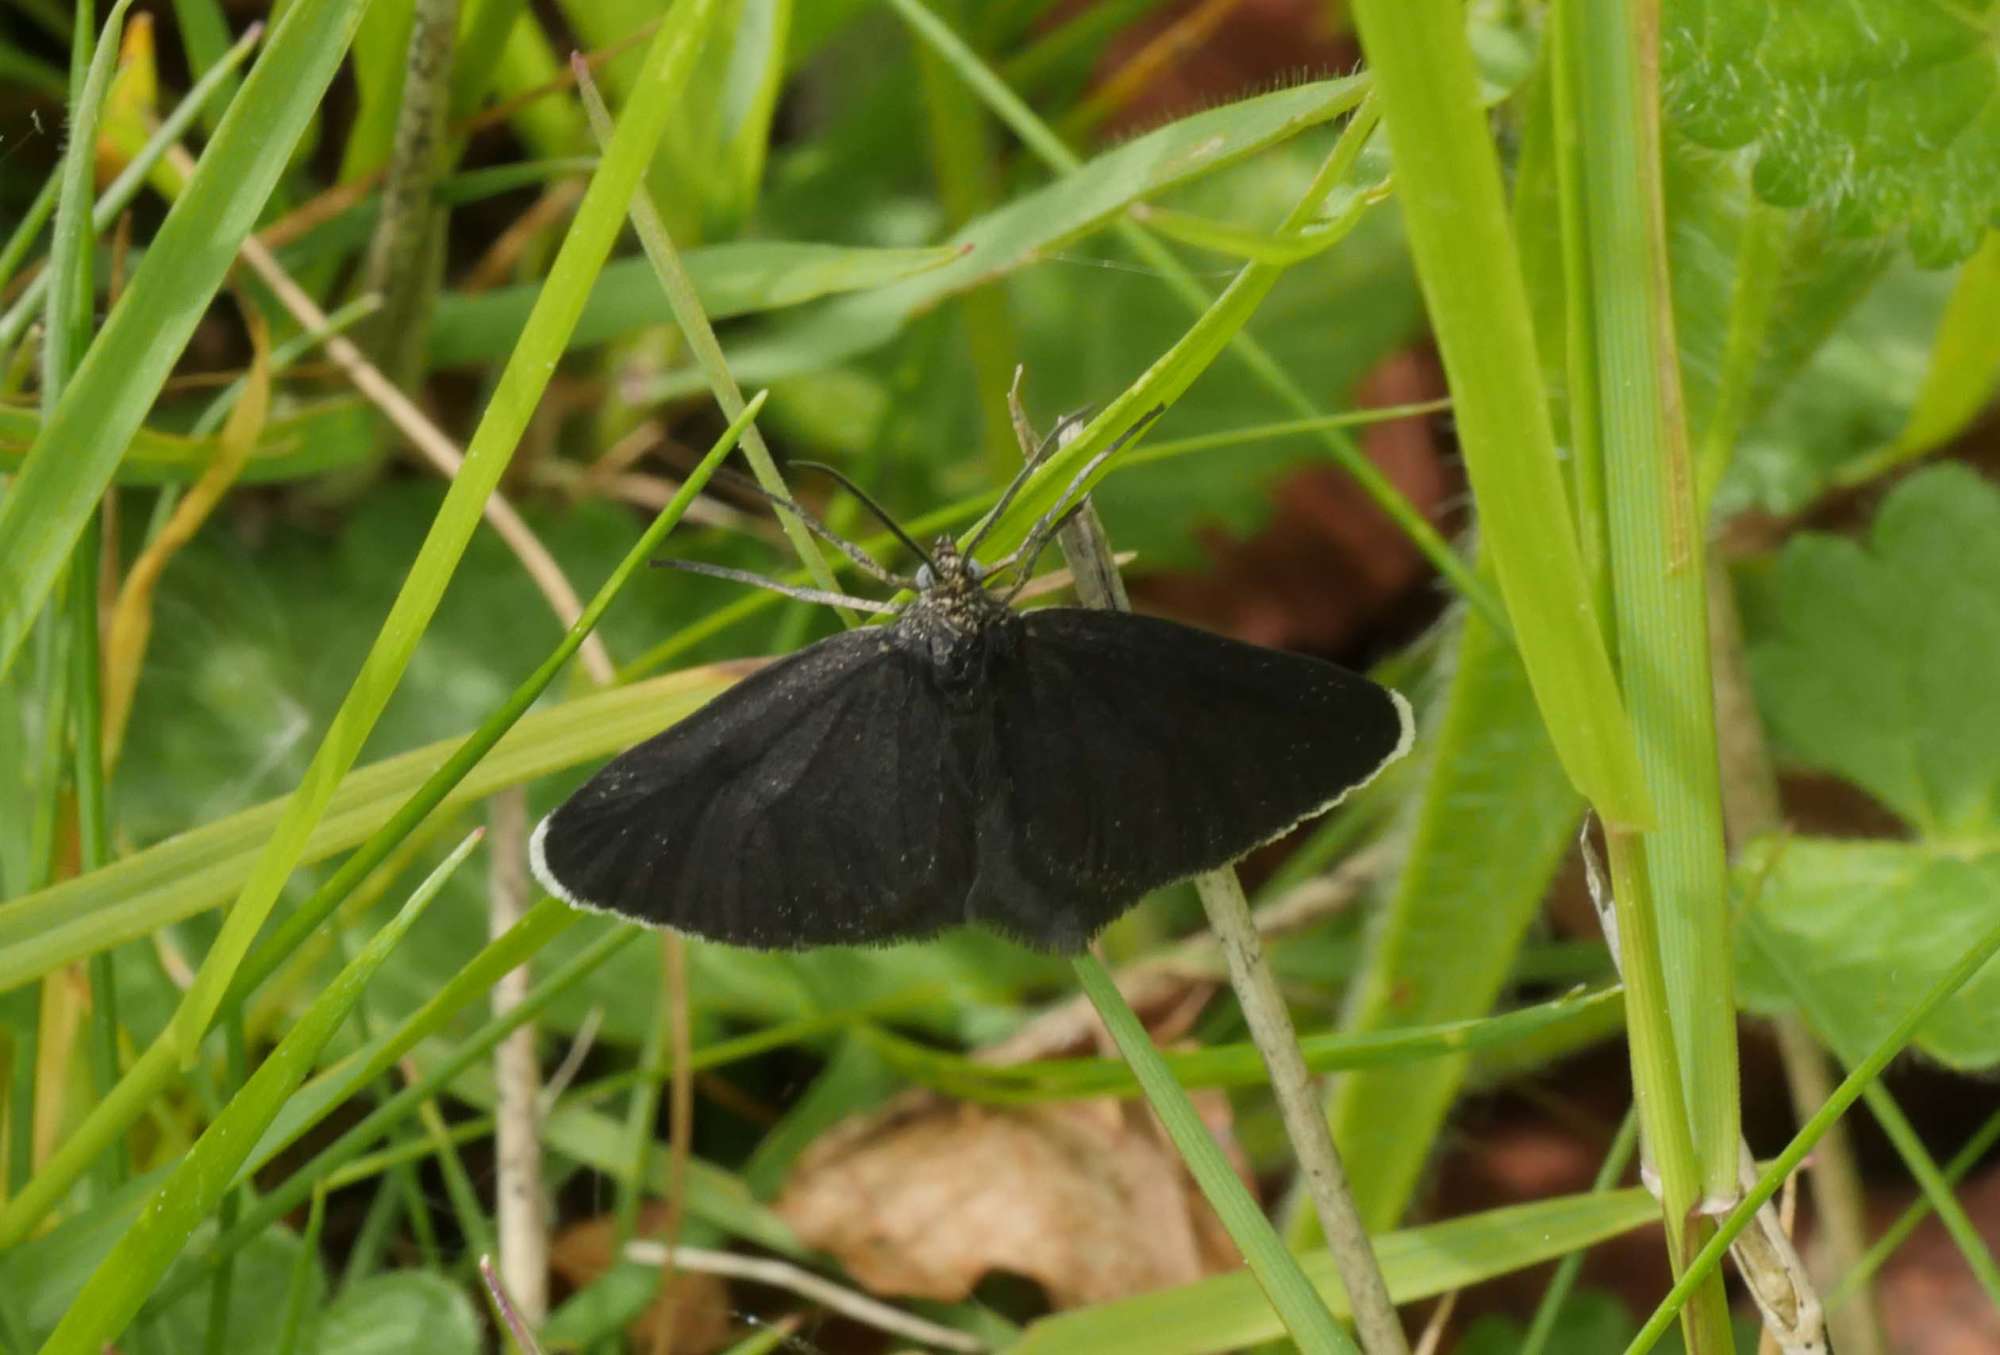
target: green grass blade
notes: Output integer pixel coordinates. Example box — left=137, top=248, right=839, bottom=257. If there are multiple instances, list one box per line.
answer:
left=1572, top=0, right=1739, bottom=1208
left=0, top=398, right=762, bottom=1246
left=166, top=6, right=716, bottom=1061
left=1014, top=1185, right=1657, bottom=1355
left=867, top=986, right=1621, bottom=1104
left=638, top=75, right=1368, bottom=403
left=0, top=668, right=731, bottom=993
left=884, top=0, right=1501, bottom=627
left=0, top=19, right=265, bottom=356
left=1347, top=0, right=1650, bottom=826
left=575, top=46, right=849, bottom=615
left=38, top=830, right=480, bottom=1355
left=43, top=0, right=134, bottom=395
left=1829, top=1107, right=2000, bottom=1311
left=244, top=898, right=579, bottom=1177
left=1071, top=953, right=1355, bottom=1354
left=1128, top=202, right=1358, bottom=265
left=141, top=922, right=641, bottom=1313
left=0, top=0, right=371, bottom=679
left=1857, top=1082, right=2000, bottom=1306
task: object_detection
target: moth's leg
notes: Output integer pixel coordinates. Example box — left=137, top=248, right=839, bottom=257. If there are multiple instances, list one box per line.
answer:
left=651, top=558, right=899, bottom=613
left=722, top=473, right=922, bottom=589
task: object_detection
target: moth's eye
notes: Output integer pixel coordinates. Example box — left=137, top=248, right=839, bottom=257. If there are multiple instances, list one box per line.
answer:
left=916, top=563, right=935, bottom=590
left=967, top=559, right=986, bottom=582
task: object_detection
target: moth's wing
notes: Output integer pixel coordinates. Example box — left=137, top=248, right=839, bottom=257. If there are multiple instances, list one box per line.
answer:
left=969, top=608, right=1413, bottom=949
left=530, top=629, right=976, bottom=948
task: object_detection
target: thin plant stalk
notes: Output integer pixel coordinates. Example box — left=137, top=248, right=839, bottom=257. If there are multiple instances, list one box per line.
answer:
left=1017, top=391, right=1401, bottom=1354
left=571, top=46, right=854, bottom=625
left=356, top=0, right=458, bottom=387
left=488, top=786, right=547, bottom=1326
left=1569, top=0, right=1739, bottom=1212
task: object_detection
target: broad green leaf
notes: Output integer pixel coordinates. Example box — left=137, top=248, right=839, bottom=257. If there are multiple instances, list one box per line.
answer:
left=425, top=242, right=965, bottom=365
left=1740, top=840, right=2000, bottom=1069
left=1326, top=593, right=1582, bottom=1234
left=1740, top=464, right=2000, bottom=1067
left=1011, top=1186, right=1658, bottom=1355
left=643, top=76, right=1370, bottom=398
left=316, top=1273, right=480, bottom=1355
left=1747, top=465, right=2000, bottom=840
left=0, top=0, right=373, bottom=680
left=156, top=1223, right=322, bottom=1355
left=1664, top=0, right=2000, bottom=265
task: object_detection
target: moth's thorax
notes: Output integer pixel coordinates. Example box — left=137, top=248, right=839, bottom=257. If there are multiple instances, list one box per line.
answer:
left=892, top=540, right=1019, bottom=692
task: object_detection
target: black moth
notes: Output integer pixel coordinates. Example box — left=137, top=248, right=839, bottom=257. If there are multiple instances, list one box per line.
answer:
left=529, top=426, right=1413, bottom=953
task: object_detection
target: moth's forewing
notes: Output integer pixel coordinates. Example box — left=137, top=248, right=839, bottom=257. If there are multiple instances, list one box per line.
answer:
left=968, top=608, right=1413, bottom=948
left=531, top=629, right=978, bottom=947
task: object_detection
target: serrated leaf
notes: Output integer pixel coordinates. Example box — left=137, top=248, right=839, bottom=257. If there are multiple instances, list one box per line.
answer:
left=1665, top=0, right=2000, bottom=265
left=1747, top=465, right=2000, bottom=840
left=1739, top=839, right=2000, bottom=1069
left=1740, top=463, right=2000, bottom=1067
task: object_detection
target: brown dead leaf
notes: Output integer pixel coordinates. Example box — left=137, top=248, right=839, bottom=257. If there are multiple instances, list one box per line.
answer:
left=776, top=1090, right=1243, bottom=1308
left=551, top=1202, right=733, bottom=1354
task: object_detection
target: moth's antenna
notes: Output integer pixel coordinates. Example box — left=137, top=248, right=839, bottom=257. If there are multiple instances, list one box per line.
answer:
left=651, top=558, right=900, bottom=614
left=789, top=461, right=936, bottom=570
left=985, top=404, right=1166, bottom=586
left=964, top=406, right=1093, bottom=556
left=716, top=469, right=922, bottom=589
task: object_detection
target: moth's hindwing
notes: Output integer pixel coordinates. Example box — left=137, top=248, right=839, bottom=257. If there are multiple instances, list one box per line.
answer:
left=966, top=608, right=1413, bottom=948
